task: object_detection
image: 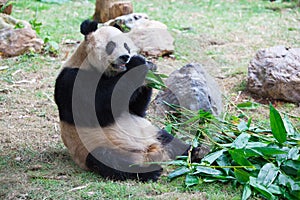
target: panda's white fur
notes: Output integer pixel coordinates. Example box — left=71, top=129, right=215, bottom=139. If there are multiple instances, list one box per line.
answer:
left=54, top=20, right=208, bottom=181
left=60, top=113, right=169, bottom=172
left=64, top=26, right=138, bottom=76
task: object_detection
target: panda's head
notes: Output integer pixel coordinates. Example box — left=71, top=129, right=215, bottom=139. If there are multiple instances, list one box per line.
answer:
left=80, top=20, right=138, bottom=76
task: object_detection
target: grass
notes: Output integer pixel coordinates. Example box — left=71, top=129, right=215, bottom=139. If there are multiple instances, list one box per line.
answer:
left=0, top=0, right=299, bottom=199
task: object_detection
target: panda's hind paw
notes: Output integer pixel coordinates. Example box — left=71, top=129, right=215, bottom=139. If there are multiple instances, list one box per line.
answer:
left=191, top=144, right=210, bottom=163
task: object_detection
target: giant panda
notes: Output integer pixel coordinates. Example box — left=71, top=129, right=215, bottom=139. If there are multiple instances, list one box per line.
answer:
left=54, top=20, right=209, bottom=181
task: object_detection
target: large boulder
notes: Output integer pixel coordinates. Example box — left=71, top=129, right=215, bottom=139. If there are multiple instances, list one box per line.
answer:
left=105, top=13, right=174, bottom=57
left=126, top=18, right=174, bottom=57
left=105, top=13, right=149, bottom=32
left=153, top=63, right=223, bottom=117
left=247, top=46, right=300, bottom=103
left=0, top=14, right=43, bottom=57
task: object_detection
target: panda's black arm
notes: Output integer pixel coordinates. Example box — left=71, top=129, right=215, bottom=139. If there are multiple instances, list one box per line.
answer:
left=129, top=85, right=152, bottom=117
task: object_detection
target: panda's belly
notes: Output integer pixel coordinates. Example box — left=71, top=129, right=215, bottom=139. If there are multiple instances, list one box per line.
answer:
left=76, top=113, right=159, bottom=152
left=61, top=113, right=170, bottom=169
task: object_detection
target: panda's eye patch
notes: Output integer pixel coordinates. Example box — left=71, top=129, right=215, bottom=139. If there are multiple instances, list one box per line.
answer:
left=106, top=41, right=116, bottom=55
left=124, top=43, right=130, bottom=54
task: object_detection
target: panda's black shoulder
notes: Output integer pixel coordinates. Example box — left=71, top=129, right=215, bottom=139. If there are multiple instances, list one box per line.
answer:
left=54, top=67, right=79, bottom=124
left=54, top=67, right=79, bottom=99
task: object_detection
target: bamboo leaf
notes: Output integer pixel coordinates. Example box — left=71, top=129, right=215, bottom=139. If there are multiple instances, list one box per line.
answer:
left=216, top=154, right=231, bottom=175
left=234, top=168, right=250, bottom=183
left=164, top=124, right=172, bottom=134
left=278, top=173, right=294, bottom=188
left=283, top=115, right=297, bottom=136
left=281, top=160, right=300, bottom=176
left=268, top=184, right=282, bottom=195
left=229, top=149, right=254, bottom=168
left=231, top=133, right=251, bottom=149
left=185, top=174, right=199, bottom=187
left=269, top=104, right=287, bottom=144
left=249, top=177, right=276, bottom=200
left=168, top=166, right=190, bottom=179
left=201, top=149, right=226, bottom=165
left=242, top=184, right=252, bottom=200
left=288, top=146, right=299, bottom=160
left=237, top=102, right=260, bottom=109
left=252, top=147, right=287, bottom=156
left=257, top=163, right=279, bottom=187
left=237, top=121, right=249, bottom=132
left=146, top=71, right=167, bottom=90
left=194, top=166, right=223, bottom=175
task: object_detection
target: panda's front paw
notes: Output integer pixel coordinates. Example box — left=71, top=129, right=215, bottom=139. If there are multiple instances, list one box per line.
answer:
left=126, top=55, right=147, bottom=69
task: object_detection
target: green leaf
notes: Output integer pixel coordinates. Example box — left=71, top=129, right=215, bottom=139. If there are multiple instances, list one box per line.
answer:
left=229, top=149, right=254, bottom=168
left=242, top=184, right=252, bottom=200
left=185, top=174, right=199, bottom=187
left=216, top=154, right=231, bottom=175
left=278, top=173, right=294, bottom=187
left=237, top=102, right=260, bottom=109
left=194, top=166, right=223, bottom=175
left=234, top=168, right=250, bottom=183
left=168, top=166, right=190, bottom=179
left=146, top=71, right=167, bottom=90
left=291, top=182, right=300, bottom=192
left=252, top=147, right=287, bottom=156
left=198, top=109, right=215, bottom=119
left=281, top=160, right=300, bottom=176
left=269, top=104, right=287, bottom=144
left=257, top=163, right=279, bottom=187
left=192, top=137, right=198, bottom=148
left=230, top=149, right=259, bottom=158
left=167, top=160, right=187, bottom=166
left=283, top=115, right=297, bottom=136
left=279, top=173, right=300, bottom=192
left=237, top=121, right=249, bottom=132
left=268, top=184, right=282, bottom=195
left=288, top=147, right=299, bottom=160
left=231, top=133, right=251, bottom=149
left=203, top=175, right=235, bottom=183
left=249, top=177, right=276, bottom=200
left=164, top=124, right=172, bottom=134
left=246, top=142, right=268, bottom=148
left=201, top=149, right=226, bottom=165
left=247, top=117, right=252, bottom=128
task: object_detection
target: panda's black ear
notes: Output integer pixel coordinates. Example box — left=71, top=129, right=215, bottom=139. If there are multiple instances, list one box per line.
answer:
left=80, top=19, right=98, bottom=36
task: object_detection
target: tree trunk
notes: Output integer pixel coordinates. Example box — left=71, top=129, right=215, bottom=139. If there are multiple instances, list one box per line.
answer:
left=93, top=0, right=133, bottom=23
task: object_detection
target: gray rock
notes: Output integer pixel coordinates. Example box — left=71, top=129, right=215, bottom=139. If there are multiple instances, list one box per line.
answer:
left=105, top=13, right=174, bottom=57
left=153, top=63, right=223, bottom=117
left=125, top=18, right=174, bottom=57
left=247, top=46, right=300, bottom=103
left=105, top=13, right=149, bottom=32
left=0, top=14, right=43, bottom=57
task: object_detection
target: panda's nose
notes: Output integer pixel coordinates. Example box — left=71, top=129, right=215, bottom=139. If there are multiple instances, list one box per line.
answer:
left=119, top=55, right=130, bottom=63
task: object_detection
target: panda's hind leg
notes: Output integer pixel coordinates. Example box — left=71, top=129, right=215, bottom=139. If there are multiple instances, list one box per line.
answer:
left=157, top=129, right=210, bottom=162
left=86, top=147, right=162, bottom=182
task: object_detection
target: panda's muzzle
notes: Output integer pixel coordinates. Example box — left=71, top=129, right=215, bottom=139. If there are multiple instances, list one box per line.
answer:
left=111, top=55, right=130, bottom=72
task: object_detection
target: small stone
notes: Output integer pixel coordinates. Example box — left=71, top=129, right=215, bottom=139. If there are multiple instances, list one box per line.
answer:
left=28, top=164, right=42, bottom=171
left=14, top=156, right=22, bottom=161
